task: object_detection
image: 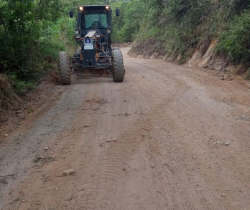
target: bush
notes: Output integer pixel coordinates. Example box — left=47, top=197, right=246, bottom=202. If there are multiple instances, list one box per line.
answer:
left=0, top=0, right=61, bottom=80
left=217, top=10, right=250, bottom=63
left=111, top=0, right=142, bottom=43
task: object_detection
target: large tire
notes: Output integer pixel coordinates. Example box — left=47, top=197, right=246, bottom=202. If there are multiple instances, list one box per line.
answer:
left=59, top=51, right=71, bottom=85
left=112, top=49, right=125, bottom=82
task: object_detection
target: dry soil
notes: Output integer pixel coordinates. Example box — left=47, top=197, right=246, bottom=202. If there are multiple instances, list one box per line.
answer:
left=0, top=47, right=250, bottom=210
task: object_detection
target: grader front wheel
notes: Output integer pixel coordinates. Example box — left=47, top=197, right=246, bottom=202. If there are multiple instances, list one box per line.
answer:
left=112, top=49, right=125, bottom=83
left=59, top=51, right=71, bottom=85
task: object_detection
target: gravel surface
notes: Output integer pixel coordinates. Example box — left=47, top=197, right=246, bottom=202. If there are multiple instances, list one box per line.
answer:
left=0, top=47, right=250, bottom=210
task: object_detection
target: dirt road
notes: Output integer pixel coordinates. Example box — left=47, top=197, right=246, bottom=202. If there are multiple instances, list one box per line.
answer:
left=1, top=47, right=250, bottom=210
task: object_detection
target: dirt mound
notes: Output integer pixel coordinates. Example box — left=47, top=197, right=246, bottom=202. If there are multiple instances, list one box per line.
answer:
left=0, top=75, right=56, bottom=140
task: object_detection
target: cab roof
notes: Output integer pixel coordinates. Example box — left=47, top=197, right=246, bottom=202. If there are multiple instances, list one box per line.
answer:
left=79, top=5, right=110, bottom=10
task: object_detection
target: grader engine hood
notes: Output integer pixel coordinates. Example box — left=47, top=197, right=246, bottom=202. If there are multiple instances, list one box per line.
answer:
left=83, top=30, right=97, bottom=50
left=80, top=29, right=110, bottom=68
left=81, top=30, right=98, bottom=67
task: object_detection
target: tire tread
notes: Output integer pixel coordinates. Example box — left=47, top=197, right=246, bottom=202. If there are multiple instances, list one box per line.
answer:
left=59, top=51, right=71, bottom=85
left=112, top=49, right=125, bottom=82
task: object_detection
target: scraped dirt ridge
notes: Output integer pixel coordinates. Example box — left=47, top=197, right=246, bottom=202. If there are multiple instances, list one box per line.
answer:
left=0, top=48, right=250, bottom=210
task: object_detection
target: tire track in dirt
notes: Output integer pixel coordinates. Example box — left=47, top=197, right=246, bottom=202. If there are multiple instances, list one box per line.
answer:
left=125, top=60, right=226, bottom=210
left=75, top=110, right=160, bottom=209
left=71, top=63, right=185, bottom=209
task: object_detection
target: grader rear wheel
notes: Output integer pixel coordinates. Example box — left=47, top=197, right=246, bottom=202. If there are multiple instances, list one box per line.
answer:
left=112, top=49, right=125, bottom=82
left=59, top=51, right=71, bottom=85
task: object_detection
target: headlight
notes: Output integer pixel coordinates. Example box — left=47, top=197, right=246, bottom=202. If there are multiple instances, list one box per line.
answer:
left=106, top=6, right=110, bottom=10
left=79, top=6, right=84, bottom=11
left=107, top=29, right=111, bottom=34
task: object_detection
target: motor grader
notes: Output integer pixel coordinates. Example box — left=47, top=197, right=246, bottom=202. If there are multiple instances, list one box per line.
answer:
left=58, top=5, right=125, bottom=85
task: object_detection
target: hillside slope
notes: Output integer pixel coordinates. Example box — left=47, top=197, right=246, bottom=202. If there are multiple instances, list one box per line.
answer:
left=112, top=0, right=250, bottom=78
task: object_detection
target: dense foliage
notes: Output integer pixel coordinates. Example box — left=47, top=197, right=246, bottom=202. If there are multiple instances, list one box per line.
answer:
left=0, top=1, right=61, bottom=81
left=217, top=10, right=250, bottom=63
left=112, top=0, right=250, bottom=67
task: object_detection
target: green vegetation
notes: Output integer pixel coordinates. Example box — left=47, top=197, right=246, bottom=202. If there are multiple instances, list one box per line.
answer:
left=111, top=0, right=142, bottom=42
left=217, top=10, right=250, bottom=63
left=111, top=0, right=250, bottom=69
